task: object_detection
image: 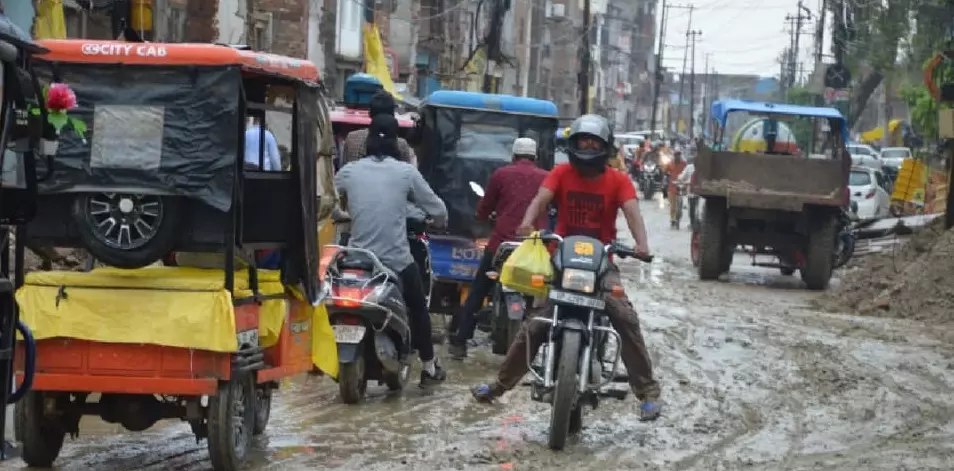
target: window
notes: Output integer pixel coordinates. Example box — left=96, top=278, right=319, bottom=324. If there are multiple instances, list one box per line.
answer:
left=849, top=170, right=871, bottom=186
left=250, top=12, right=274, bottom=51
left=458, top=122, right=519, bottom=161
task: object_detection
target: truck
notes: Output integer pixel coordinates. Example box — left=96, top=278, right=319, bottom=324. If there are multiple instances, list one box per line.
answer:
left=694, top=100, right=850, bottom=290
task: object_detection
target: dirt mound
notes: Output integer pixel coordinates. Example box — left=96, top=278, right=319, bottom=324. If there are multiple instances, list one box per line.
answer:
left=816, top=217, right=954, bottom=322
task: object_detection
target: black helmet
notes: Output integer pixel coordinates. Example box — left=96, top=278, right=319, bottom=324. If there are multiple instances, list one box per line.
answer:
left=567, top=114, right=612, bottom=170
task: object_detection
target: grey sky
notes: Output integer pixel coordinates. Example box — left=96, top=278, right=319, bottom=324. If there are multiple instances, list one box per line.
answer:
left=656, top=0, right=822, bottom=77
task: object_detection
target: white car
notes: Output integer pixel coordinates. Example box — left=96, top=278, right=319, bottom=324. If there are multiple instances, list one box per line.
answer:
left=847, top=144, right=882, bottom=169
left=849, top=166, right=891, bottom=219
left=879, top=146, right=912, bottom=170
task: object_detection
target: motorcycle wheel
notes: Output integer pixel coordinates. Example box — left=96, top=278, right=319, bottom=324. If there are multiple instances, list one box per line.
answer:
left=338, top=350, right=367, bottom=404
left=642, top=183, right=655, bottom=201
left=490, top=290, right=510, bottom=355
left=548, top=329, right=582, bottom=451
left=383, top=363, right=410, bottom=391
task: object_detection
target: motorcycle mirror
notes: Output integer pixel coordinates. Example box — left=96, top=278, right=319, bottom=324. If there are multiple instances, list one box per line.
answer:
left=469, top=181, right=485, bottom=197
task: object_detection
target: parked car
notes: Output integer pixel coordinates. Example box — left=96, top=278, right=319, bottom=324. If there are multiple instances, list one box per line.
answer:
left=847, top=144, right=882, bottom=169
left=849, top=166, right=891, bottom=219
left=879, top=147, right=912, bottom=181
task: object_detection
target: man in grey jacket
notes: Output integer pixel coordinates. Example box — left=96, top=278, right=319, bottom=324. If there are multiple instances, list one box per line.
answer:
left=334, top=114, right=448, bottom=386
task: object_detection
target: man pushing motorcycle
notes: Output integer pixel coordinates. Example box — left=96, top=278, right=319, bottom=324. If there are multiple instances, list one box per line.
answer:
left=471, top=114, right=662, bottom=421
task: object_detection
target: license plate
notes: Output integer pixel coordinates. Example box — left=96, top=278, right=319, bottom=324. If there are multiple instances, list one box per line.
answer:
left=548, top=289, right=605, bottom=310
left=332, top=324, right=366, bottom=344
left=504, top=294, right=525, bottom=320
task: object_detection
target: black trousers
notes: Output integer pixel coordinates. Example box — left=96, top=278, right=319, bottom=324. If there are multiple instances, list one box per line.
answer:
left=398, top=262, right=434, bottom=362
left=451, top=249, right=496, bottom=346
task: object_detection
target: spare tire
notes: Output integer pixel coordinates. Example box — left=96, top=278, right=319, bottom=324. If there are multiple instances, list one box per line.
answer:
left=71, top=193, right=181, bottom=269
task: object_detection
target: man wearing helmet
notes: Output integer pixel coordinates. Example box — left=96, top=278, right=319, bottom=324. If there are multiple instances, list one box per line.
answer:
left=471, top=114, right=661, bottom=421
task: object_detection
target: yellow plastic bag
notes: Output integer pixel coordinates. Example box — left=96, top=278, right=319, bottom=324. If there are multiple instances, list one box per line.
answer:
left=499, top=232, right=553, bottom=297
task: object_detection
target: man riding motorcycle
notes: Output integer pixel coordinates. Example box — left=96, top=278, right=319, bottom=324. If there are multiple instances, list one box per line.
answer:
left=448, top=137, right=549, bottom=359
left=470, top=114, right=662, bottom=421
left=334, top=114, right=448, bottom=386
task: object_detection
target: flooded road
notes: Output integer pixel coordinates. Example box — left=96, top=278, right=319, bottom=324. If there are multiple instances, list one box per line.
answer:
left=7, top=198, right=954, bottom=470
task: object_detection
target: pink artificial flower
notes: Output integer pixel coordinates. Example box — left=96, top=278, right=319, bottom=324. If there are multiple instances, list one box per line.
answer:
left=46, top=83, right=77, bottom=111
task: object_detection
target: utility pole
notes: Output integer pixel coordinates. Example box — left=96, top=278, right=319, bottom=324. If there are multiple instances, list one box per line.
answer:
left=785, top=1, right=812, bottom=89
left=648, top=0, right=670, bottom=135
left=702, top=53, right=711, bottom=138
left=482, top=0, right=509, bottom=93
left=676, top=4, right=695, bottom=134
left=579, top=0, right=592, bottom=114
left=688, top=30, right=701, bottom=139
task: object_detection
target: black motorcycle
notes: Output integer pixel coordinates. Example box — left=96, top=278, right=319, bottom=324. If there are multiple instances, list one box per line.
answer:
left=486, top=241, right=530, bottom=355
left=526, top=231, right=652, bottom=450
left=638, top=160, right=665, bottom=200
left=325, top=214, right=433, bottom=403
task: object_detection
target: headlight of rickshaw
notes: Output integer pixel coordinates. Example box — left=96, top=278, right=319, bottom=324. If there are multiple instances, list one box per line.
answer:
left=561, top=269, right=596, bottom=294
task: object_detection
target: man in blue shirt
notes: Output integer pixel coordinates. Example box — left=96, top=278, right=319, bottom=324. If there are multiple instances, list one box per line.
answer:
left=244, top=117, right=282, bottom=171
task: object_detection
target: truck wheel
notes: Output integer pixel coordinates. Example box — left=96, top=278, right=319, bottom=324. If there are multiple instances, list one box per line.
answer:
left=15, top=391, right=65, bottom=468
left=698, top=200, right=727, bottom=280
left=71, top=193, right=181, bottom=268
left=800, top=213, right=837, bottom=290
left=207, top=374, right=255, bottom=471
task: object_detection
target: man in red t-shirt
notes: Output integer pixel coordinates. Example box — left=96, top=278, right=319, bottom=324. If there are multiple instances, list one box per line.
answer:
left=471, top=115, right=661, bottom=421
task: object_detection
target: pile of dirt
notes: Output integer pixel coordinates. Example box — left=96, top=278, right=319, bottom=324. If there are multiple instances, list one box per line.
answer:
left=816, top=217, right=954, bottom=322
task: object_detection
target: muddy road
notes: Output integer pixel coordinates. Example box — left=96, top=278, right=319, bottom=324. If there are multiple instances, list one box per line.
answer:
left=7, top=199, right=954, bottom=470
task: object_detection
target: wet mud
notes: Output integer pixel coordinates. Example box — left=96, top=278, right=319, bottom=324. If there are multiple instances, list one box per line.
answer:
left=5, top=199, right=954, bottom=470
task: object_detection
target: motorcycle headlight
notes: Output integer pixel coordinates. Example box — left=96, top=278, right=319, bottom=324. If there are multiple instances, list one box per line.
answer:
left=561, top=268, right=596, bottom=294
left=644, top=163, right=656, bottom=172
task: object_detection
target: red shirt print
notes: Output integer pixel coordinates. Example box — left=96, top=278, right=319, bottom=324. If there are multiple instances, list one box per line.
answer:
left=542, top=164, right=637, bottom=244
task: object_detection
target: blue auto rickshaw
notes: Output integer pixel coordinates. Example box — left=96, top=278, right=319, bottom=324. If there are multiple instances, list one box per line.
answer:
left=415, top=91, right=559, bottom=317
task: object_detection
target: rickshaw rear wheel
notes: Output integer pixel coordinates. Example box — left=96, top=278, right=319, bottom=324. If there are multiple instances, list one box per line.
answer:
left=15, top=391, right=65, bottom=468
left=72, top=193, right=181, bottom=269
left=207, top=374, right=255, bottom=471
left=252, top=385, right=272, bottom=436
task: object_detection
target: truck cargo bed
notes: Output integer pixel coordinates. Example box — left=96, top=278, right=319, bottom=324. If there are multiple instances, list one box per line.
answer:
left=694, top=146, right=846, bottom=211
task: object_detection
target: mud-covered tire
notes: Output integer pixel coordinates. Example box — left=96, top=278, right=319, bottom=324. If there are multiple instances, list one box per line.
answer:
left=800, top=212, right=837, bottom=290
left=383, top=363, right=410, bottom=391
left=698, top=199, right=728, bottom=280
left=548, top=330, right=581, bottom=451
left=490, top=295, right=509, bottom=355
left=338, top=352, right=367, bottom=404
left=71, top=193, right=181, bottom=269
left=15, top=391, right=65, bottom=468
left=207, top=374, right=255, bottom=471
left=252, top=386, right=272, bottom=436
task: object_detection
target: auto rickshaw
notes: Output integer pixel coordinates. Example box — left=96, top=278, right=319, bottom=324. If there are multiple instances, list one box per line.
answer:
left=11, top=39, right=338, bottom=471
left=415, top=91, right=559, bottom=319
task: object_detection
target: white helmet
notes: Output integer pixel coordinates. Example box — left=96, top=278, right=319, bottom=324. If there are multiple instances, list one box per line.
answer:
left=512, top=137, right=537, bottom=158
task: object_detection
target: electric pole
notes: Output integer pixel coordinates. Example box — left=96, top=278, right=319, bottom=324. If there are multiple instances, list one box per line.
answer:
left=648, top=0, right=670, bottom=135
left=482, top=0, right=509, bottom=93
left=702, top=53, right=711, bottom=138
left=579, top=0, right=592, bottom=114
left=785, top=1, right=812, bottom=89
left=688, top=30, right=701, bottom=139
left=676, top=4, right=695, bottom=134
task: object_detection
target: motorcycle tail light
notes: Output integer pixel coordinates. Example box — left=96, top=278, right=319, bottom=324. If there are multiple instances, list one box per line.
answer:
left=333, top=285, right=372, bottom=307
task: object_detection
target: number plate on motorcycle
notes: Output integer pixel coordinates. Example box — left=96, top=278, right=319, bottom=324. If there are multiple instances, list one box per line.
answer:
left=332, top=324, right=366, bottom=344
left=548, top=289, right=605, bottom=310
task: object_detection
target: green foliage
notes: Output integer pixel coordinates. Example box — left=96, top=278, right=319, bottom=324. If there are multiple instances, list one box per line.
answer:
left=902, top=84, right=939, bottom=138
left=783, top=87, right=817, bottom=151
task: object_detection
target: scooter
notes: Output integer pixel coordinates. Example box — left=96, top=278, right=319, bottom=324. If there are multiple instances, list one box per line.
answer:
left=324, top=213, right=432, bottom=403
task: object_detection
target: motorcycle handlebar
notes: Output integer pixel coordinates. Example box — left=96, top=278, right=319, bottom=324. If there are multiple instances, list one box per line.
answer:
left=610, top=244, right=653, bottom=262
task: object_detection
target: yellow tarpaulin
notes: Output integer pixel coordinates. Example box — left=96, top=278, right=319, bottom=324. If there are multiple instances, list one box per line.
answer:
left=859, top=119, right=902, bottom=144
left=33, top=0, right=67, bottom=40
left=363, top=24, right=401, bottom=100
left=16, top=267, right=288, bottom=353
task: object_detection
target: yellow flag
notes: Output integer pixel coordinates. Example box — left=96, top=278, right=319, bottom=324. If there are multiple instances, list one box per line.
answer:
left=34, top=0, right=67, bottom=40
left=362, top=24, right=402, bottom=100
